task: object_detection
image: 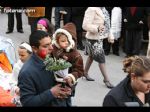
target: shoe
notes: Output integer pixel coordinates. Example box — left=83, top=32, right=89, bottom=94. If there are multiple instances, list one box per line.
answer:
left=18, top=29, right=24, bottom=33
left=83, top=75, right=95, bottom=81
left=103, top=80, right=114, bottom=89
left=6, top=30, right=13, bottom=34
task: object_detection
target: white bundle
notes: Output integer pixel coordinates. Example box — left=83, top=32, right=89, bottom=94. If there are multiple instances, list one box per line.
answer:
left=54, top=68, right=69, bottom=78
left=54, top=68, right=69, bottom=82
left=0, top=67, right=12, bottom=90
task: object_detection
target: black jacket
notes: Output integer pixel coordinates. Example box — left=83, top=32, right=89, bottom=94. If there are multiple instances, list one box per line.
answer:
left=71, top=7, right=87, bottom=32
left=103, top=76, right=150, bottom=107
left=18, top=53, right=71, bottom=107
left=123, top=7, right=145, bottom=30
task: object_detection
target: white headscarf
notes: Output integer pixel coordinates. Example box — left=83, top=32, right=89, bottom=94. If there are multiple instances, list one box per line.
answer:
left=19, top=42, right=32, bottom=53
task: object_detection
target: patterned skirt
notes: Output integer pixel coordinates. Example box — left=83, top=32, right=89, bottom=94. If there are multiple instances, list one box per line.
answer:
left=85, top=39, right=105, bottom=63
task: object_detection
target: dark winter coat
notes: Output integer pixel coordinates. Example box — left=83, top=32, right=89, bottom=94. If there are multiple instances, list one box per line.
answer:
left=145, top=7, right=150, bottom=29
left=52, top=45, right=84, bottom=80
left=103, top=76, right=150, bottom=107
left=18, top=53, right=71, bottom=107
left=71, top=7, right=87, bottom=32
left=123, top=7, right=145, bottom=30
left=52, top=22, right=84, bottom=80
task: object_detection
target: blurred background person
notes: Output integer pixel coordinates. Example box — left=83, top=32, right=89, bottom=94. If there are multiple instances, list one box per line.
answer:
left=26, top=7, right=45, bottom=33
left=54, top=7, right=67, bottom=30
left=103, top=7, right=122, bottom=56
left=10, top=42, right=32, bottom=106
left=44, top=7, right=53, bottom=23
left=71, top=7, right=87, bottom=50
left=54, top=7, right=71, bottom=30
left=36, top=18, right=55, bottom=36
left=124, top=7, right=145, bottom=57
left=5, top=7, right=24, bottom=34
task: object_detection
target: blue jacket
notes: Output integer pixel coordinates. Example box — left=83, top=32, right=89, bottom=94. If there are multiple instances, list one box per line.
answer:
left=18, top=53, right=71, bottom=106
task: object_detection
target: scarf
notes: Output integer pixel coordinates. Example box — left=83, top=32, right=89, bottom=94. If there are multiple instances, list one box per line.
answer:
left=130, top=7, right=137, bottom=16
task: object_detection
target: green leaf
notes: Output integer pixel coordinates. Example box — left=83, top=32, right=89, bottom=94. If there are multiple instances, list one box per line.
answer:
left=44, top=54, right=72, bottom=71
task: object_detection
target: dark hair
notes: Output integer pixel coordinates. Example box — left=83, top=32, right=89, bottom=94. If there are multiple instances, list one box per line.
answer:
left=37, top=18, right=55, bottom=36
left=29, top=30, right=49, bottom=48
left=123, top=56, right=150, bottom=77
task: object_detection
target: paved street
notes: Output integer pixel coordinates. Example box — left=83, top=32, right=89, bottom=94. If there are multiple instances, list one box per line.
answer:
left=0, top=11, right=127, bottom=106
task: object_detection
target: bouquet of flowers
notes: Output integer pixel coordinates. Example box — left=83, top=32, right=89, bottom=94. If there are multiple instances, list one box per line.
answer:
left=44, top=55, right=72, bottom=82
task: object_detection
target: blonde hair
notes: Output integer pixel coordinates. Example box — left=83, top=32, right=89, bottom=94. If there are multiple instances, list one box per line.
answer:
left=123, top=56, right=150, bottom=76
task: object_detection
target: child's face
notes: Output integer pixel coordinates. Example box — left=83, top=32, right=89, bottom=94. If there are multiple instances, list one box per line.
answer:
left=18, top=48, right=30, bottom=63
left=58, top=35, right=69, bottom=49
left=37, top=24, right=47, bottom=32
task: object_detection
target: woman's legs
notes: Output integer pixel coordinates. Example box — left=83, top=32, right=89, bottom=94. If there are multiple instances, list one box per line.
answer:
left=84, top=56, right=95, bottom=81
left=98, top=63, right=109, bottom=81
left=84, top=54, right=114, bottom=88
left=98, top=63, right=114, bottom=88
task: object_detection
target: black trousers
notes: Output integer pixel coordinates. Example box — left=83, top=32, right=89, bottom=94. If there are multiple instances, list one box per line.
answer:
left=103, top=38, right=120, bottom=54
left=45, top=7, right=52, bottom=23
left=55, top=7, right=62, bottom=30
left=77, top=31, right=84, bottom=48
left=55, top=7, right=71, bottom=30
left=125, top=30, right=143, bottom=56
left=7, top=12, right=23, bottom=31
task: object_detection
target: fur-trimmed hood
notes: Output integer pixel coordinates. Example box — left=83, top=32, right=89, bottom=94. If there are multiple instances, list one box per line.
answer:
left=52, top=23, right=77, bottom=52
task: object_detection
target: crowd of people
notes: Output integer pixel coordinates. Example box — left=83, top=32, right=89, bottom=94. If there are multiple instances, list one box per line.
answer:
left=0, top=7, right=150, bottom=107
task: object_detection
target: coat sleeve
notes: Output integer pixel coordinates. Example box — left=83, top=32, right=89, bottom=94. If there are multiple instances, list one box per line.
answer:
left=82, top=7, right=99, bottom=33
left=70, top=52, right=84, bottom=80
left=18, top=71, right=55, bottom=106
left=69, top=51, right=84, bottom=80
left=103, top=95, right=119, bottom=107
